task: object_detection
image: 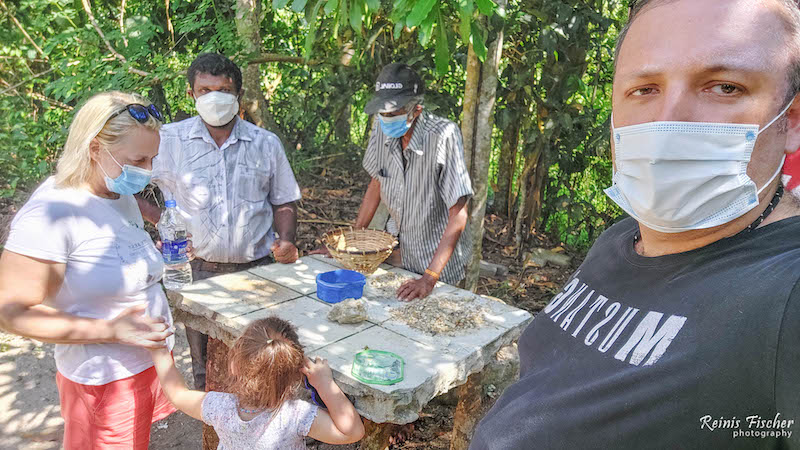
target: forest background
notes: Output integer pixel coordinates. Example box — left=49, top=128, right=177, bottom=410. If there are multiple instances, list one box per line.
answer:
left=0, top=0, right=631, bottom=289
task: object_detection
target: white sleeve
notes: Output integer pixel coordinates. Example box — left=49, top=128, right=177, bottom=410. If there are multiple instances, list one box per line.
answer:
left=292, top=399, right=319, bottom=437
left=152, top=130, right=180, bottom=200
left=201, top=391, right=224, bottom=428
left=4, top=196, right=73, bottom=263
left=438, top=125, right=474, bottom=209
left=268, top=134, right=302, bottom=206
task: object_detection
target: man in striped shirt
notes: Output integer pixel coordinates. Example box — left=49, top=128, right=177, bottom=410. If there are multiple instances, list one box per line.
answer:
left=356, top=63, right=473, bottom=300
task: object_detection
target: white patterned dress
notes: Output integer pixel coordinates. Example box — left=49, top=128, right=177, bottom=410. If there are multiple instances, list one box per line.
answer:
left=201, top=392, right=318, bottom=450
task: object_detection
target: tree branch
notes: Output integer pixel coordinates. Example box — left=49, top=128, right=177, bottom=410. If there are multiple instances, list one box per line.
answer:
left=27, top=92, right=74, bottom=111
left=0, top=67, right=55, bottom=96
left=119, top=0, right=128, bottom=47
left=81, top=0, right=125, bottom=62
left=0, top=0, right=46, bottom=58
left=0, top=78, right=67, bottom=115
left=248, top=53, right=319, bottom=65
left=165, top=0, right=175, bottom=45
left=81, top=0, right=154, bottom=78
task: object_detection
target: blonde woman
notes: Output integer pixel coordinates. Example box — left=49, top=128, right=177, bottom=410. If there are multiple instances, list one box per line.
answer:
left=0, top=91, right=177, bottom=449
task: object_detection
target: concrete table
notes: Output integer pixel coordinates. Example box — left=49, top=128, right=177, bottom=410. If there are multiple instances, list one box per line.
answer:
left=168, top=255, right=532, bottom=450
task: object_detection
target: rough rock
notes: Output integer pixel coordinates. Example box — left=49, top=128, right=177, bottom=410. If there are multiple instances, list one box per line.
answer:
left=327, top=298, right=368, bottom=324
left=524, top=247, right=572, bottom=268
left=482, top=343, right=520, bottom=396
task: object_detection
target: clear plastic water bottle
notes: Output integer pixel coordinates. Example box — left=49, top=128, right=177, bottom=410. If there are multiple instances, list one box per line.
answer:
left=158, top=199, right=193, bottom=290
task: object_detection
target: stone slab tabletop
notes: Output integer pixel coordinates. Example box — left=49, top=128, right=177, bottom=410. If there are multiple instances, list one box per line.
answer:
left=168, top=255, right=532, bottom=424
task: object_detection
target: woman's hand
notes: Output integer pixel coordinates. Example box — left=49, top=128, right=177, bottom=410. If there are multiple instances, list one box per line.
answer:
left=109, top=304, right=173, bottom=349
left=155, top=233, right=195, bottom=261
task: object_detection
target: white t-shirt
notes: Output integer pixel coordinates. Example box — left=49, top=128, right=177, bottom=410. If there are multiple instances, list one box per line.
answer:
left=4, top=177, right=174, bottom=385
left=201, top=392, right=318, bottom=450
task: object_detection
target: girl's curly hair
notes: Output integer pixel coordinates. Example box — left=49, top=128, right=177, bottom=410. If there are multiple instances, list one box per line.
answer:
left=225, top=316, right=305, bottom=410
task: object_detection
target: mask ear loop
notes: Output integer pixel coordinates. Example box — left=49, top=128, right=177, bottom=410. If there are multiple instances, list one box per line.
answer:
left=96, top=149, right=120, bottom=179
left=758, top=100, right=795, bottom=134
left=757, top=154, right=787, bottom=195
left=755, top=100, right=794, bottom=193
left=105, top=149, right=125, bottom=169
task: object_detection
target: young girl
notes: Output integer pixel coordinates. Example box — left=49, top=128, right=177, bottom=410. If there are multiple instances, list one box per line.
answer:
left=149, top=316, right=365, bottom=448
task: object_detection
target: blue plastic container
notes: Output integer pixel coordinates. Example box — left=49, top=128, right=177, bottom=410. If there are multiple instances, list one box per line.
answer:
left=316, top=270, right=366, bottom=304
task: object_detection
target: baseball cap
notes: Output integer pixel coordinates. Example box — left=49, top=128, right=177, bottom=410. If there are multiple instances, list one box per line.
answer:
left=364, top=63, right=425, bottom=115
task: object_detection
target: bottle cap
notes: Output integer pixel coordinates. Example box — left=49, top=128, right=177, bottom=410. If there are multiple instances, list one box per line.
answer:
left=165, top=200, right=176, bottom=208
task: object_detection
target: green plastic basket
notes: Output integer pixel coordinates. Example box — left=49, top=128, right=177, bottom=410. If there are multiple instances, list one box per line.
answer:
left=351, top=349, right=405, bottom=385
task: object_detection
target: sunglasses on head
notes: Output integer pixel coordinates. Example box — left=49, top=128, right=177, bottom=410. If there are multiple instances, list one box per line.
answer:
left=108, top=103, right=164, bottom=124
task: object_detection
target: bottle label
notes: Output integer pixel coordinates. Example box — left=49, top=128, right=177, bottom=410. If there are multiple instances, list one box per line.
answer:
left=162, top=239, right=189, bottom=264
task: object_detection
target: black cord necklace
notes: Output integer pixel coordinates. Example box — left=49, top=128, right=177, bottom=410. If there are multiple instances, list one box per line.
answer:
left=744, top=184, right=784, bottom=232
left=633, top=184, right=785, bottom=243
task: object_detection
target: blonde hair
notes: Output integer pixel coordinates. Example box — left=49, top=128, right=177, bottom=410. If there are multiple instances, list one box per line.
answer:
left=54, top=91, right=161, bottom=188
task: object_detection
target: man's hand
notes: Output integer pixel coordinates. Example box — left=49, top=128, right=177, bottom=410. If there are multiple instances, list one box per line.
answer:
left=396, top=274, right=436, bottom=301
left=272, top=239, right=299, bottom=264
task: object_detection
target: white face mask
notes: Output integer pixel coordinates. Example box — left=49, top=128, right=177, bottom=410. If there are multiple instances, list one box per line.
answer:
left=195, top=91, right=239, bottom=127
left=605, top=102, right=792, bottom=233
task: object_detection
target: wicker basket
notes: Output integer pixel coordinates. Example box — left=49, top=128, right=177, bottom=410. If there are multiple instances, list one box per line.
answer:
left=322, top=228, right=398, bottom=274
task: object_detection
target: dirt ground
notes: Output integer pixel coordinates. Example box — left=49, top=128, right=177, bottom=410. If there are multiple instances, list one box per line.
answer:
left=0, top=162, right=580, bottom=449
left=0, top=323, right=202, bottom=449
left=0, top=324, right=494, bottom=450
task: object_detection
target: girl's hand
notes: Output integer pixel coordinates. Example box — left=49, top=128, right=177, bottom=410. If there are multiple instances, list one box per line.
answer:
left=301, top=356, right=333, bottom=389
left=109, top=304, right=173, bottom=349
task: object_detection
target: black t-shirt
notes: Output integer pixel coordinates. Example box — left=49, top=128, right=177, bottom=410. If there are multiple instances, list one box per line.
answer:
left=471, top=217, right=800, bottom=449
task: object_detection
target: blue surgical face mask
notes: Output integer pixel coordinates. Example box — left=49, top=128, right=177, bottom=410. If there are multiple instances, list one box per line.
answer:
left=98, top=149, right=152, bottom=195
left=379, top=114, right=413, bottom=138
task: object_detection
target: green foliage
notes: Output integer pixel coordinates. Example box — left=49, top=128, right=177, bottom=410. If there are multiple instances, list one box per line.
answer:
left=486, top=0, right=626, bottom=250
left=275, top=0, right=498, bottom=74
left=0, top=0, right=631, bottom=254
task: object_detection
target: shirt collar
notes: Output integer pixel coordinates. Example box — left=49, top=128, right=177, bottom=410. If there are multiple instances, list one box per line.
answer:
left=187, top=116, right=253, bottom=147
left=404, top=112, right=428, bottom=155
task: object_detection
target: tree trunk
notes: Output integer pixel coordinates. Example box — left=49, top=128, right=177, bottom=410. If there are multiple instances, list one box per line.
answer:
left=513, top=146, right=548, bottom=255
left=449, top=371, right=484, bottom=450
left=234, top=0, right=288, bottom=148
left=463, top=0, right=507, bottom=292
left=496, top=114, right=520, bottom=218
left=150, top=82, right=171, bottom=120
left=335, top=103, right=351, bottom=143
left=514, top=152, right=537, bottom=255
left=461, top=44, right=481, bottom=173
left=202, top=337, right=230, bottom=450
left=526, top=149, right=549, bottom=233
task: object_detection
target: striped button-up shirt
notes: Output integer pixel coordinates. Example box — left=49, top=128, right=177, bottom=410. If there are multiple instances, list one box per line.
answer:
left=363, top=112, right=473, bottom=284
left=152, top=116, right=302, bottom=264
